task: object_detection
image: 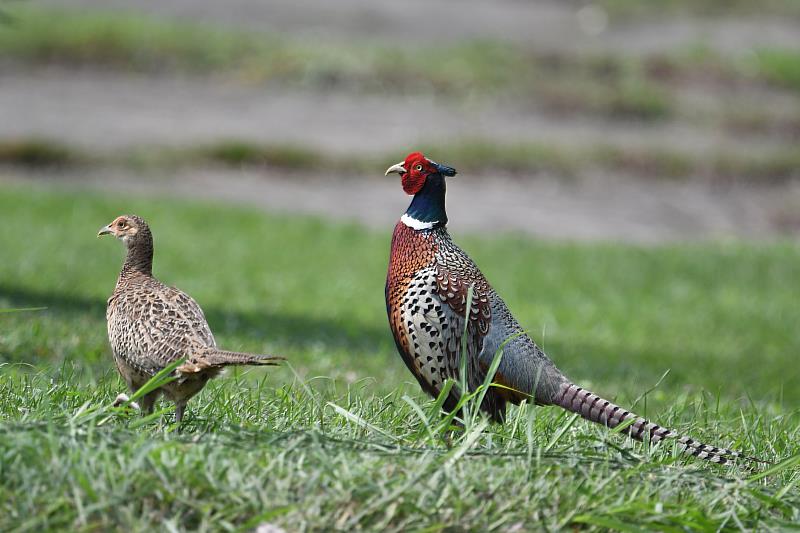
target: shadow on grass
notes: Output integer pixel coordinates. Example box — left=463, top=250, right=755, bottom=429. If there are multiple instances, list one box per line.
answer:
left=1, top=284, right=792, bottom=404
left=0, top=283, right=392, bottom=355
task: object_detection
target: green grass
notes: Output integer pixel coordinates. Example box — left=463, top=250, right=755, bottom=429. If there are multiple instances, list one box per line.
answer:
left=755, top=49, right=800, bottom=92
left=0, top=183, right=799, bottom=530
left=599, top=0, right=800, bottom=19
left=664, top=44, right=800, bottom=95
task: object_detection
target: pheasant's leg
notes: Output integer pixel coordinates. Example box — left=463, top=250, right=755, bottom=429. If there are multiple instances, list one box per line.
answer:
left=174, top=401, right=187, bottom=424
left=139, top=390, right=160, bottom=415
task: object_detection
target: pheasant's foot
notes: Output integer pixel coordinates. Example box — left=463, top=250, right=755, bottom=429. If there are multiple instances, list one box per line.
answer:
left=112, top=393, right=140, bottom=410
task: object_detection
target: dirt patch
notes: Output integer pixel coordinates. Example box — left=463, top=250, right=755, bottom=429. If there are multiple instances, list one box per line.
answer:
left=4, top=167, right=798, bottom=242
left=2, top=68, right=791, bottom=156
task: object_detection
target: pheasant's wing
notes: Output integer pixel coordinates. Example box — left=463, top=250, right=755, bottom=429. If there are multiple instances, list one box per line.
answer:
left=436, top=245, right=516, bottom=420
left=107, top=280, right=216, bottom=375
left=433, top=253, right=493, bottom=391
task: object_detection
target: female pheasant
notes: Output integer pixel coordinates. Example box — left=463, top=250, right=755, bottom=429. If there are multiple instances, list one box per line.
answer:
left=99, top=214, right=282, bottom=422
left=384, top=152, right=760, bottom=464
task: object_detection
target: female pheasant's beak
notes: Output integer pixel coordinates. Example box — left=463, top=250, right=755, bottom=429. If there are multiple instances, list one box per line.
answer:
left=97, top=224, right=113, bottom=237
left=384, top=162, right=406, bottom=176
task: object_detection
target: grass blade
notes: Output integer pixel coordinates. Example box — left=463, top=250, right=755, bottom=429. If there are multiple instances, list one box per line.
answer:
left=127, top=358, right=184, bottom=403
left=327, top=401, right=398, bottom=442
left=748, top=453, right=800, bottom=482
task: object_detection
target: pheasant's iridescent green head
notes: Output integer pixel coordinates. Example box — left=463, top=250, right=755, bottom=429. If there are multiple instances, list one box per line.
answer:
left=98, top=214, right=150, bottom=246
left=385, top=151, right=457, bottom=195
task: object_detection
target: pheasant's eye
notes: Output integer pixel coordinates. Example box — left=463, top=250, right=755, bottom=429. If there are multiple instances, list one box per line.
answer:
left=414, top=164, right=423, bottom=172
left=117, top=220, right=125, bottom=228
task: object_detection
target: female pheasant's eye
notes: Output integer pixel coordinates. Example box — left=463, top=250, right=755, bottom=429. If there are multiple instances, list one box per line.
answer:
left=414, top=164, right=423, bottom=172
left=117, top=221, right=125, bottom=228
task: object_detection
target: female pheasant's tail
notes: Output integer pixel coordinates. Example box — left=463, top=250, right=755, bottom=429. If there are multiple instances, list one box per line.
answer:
left=553, top=382, right=765, bottom=465
left=177, top=349, right=285, bottom=374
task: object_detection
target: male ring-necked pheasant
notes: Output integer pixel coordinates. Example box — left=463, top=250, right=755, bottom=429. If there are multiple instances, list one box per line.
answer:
left=99, top=214, right=282, bottom=422
left=384, top=152, right=760, bottom=465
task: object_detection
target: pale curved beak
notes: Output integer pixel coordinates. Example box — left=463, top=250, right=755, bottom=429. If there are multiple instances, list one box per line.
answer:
left=384, top=162, right=406, bottom=176
left=97, top=224, right=113, bottom=237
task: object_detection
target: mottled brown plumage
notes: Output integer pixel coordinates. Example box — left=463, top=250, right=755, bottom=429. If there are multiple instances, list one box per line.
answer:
left=99, top=214, right=282, bottom=422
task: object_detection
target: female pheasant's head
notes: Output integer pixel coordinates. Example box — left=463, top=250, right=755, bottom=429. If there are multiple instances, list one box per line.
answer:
left=98, top=215, right=151, bottom=245
left=384, top=151, right=457, bottom=195
left=385, top=152, right=456, bottom=230
left=98, top=214, right=154, bottom=260
left=98, top=214, right=154, bottom=274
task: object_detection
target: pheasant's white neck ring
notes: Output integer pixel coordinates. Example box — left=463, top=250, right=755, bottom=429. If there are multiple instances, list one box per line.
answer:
left=401, top=213, right=438, bottom=230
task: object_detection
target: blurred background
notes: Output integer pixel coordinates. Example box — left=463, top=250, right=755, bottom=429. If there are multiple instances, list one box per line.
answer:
left=1, top=0, right=799, bottom=241
left=1, top=5, right=798, bottom=528
left=1, top=0, right=799, bottom=407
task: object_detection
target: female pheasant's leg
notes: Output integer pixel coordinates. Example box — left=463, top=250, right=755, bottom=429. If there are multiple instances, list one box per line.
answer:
left=174, top=401, right=188, bottom=424
left=139, top=390, right=160, bottom=415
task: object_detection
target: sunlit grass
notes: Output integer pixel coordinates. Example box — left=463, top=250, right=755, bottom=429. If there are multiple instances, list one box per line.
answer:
left=0, top=183, right=798, bottom=530
left=1, top=363, right=798, bottom=530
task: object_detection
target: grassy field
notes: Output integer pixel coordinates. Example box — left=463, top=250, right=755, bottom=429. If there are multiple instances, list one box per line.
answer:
left=1, top=183, right=798, bottom=530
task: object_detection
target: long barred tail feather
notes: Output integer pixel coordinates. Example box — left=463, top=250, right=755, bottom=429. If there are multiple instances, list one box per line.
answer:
left=205, top=349, right=284, bottom=367
left=553, top=382, right=766, bottom=465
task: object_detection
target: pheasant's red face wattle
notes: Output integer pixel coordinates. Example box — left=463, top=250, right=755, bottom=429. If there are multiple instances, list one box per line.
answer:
left=399, top=152, right=435, bottom=195
left=401, top=173, right=425, bottom=195
left=385, top=151, right=456, bottom=202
